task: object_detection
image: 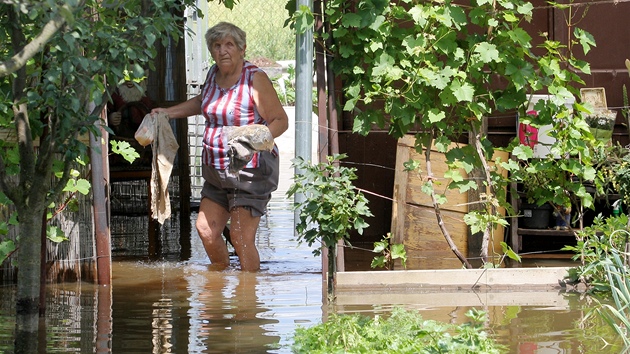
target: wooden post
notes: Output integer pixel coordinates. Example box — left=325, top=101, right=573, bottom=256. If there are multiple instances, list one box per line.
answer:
left=91, top=112, right=111, bottom=285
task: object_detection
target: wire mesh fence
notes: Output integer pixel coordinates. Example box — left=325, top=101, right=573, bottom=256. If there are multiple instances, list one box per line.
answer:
left=206, top=0, right=295, bottom=62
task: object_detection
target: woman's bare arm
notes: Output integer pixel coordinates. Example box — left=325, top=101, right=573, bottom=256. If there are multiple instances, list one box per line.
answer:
left=152, top=94, right=203, bottom=119
left=251, top=71, right=289, bottom=138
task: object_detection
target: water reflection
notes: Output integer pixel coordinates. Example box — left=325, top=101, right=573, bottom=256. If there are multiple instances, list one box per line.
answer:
left=186, top=271, right=278, bottom=353
left=335, top=290, right=626, bottom=353
left=0, top=261, right=627, bottom=352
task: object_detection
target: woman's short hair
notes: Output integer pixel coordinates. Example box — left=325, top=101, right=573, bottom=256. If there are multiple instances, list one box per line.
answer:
left=205, top=22, right=247, bottom=52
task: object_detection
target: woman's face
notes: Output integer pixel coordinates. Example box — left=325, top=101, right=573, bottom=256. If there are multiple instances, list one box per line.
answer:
left=210, top=36, right=245, bottom=71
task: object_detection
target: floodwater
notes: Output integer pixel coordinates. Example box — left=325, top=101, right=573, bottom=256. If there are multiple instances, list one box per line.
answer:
left=0, top=197, right=324, bottom=353
left=0, top=252, right=626, bottom=354
left=0, top=113, right=627, bottom=353
left=1, top=234, right=625, bottom=353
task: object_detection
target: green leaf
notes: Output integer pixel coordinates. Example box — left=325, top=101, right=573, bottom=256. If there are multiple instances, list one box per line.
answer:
left=569, top=58, right=591, bottom=75
left=403, top=159, right=421, bottom=172
left=110, top=140, right=140, bottom=163
left=516, top=2, right=534, bottom=15
left=0, top=239, right=16, bottom=265
left=391, top=243, right=406, bottom=260
left=341, top=13, right=361, bottom=27
left=474, top=42, right=499, bottom=63
left=503, top=12, right=518, bottom=23
left=450, top=80, right=475, bottom=102
left=373, top=241, right=387, bottom=253
left=46, top=226, right=69, bottom=243
left=74, top=179, right=91, bottom=195
left=372, top=52, right=396, bottom=78
left=574, top=28, right=596, bottom=55
left=444, top=168, right=463, bottom=182
left=294, top=5, right=315, bottom=34
left=427, top=109, right=445, bottom=123
left=511, top=144, right=533, bottom=160
left=370, top=255, right=387, bottom=268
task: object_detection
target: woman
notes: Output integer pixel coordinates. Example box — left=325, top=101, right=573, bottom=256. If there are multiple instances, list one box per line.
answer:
left=152, top=22, right=288, bottom=271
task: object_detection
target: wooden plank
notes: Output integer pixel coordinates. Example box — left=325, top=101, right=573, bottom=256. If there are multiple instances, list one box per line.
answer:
left=336, top=290, right=570, bottom=309
left=392, top=135, right=510, bottom=270
left=391, top=136, right=410, bottom=246
left=404, top=207, right=467, bottom=252
left=398, top=135, right=468, bottom=213
left=336, top=267, right=571, bottom=289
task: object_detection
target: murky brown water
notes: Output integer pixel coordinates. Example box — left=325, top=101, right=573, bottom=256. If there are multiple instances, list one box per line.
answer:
left=0, top=218, right=625, bottom=354
left=0, top=200, right=324, bottom=354
left=0, top=216, right=626, bottom=353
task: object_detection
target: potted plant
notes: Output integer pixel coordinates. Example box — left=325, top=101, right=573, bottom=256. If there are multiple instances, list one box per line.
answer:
left=585, top=109, right=617, bottom=144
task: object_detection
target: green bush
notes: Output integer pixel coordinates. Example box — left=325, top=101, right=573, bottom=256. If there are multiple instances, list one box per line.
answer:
left=292, top=307, right=505, bottom=353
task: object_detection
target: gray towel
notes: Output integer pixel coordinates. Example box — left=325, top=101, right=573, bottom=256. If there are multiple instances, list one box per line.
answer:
left=135, top=112, right=179, bottom=224
left=224, top=124, right=274, bottom=173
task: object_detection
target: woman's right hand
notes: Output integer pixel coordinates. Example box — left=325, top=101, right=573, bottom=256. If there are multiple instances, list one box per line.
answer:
left=149, top=94, right=203, bottom=119
left=151, top=107, right=169, bottom=115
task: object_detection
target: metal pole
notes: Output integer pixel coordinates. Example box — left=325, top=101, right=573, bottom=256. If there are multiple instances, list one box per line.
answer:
left=294, top=0, right=314, bottom=218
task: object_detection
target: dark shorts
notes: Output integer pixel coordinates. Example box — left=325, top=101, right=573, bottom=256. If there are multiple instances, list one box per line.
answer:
left=201, top=151, right=279, bottom=217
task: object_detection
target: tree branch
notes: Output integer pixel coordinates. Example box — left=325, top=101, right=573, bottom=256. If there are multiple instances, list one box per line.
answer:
left=425, top=137, right=473, bottom=269
left=0, top=4, right=72, bottom=77
left=8, top=7, right=36, bottom=208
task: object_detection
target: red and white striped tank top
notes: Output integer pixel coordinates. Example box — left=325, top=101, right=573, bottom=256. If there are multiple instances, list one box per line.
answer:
left=200, top=61, right=272, bottom=169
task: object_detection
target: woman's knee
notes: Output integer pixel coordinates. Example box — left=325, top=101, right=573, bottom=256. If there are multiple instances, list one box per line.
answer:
left=228, top=231, right=255, bottom=250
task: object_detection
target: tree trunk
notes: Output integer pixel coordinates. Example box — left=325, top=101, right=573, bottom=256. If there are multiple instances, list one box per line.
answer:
left=14, top=211, right=44, bottom=353
left=327, top=244, right=336, bottom=304
left=468, top=120, right=488, bottom=266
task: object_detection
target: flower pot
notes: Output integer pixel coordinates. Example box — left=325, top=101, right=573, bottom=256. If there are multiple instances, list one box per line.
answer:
left=589, top=127, right=612, bottom=143
left=586, top=110, right=616, bottom=144
left=520, top=203, right=552, bottom=229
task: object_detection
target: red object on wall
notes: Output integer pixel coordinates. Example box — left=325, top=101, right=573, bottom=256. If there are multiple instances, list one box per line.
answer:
left=518, top=110, right=539, bottom=148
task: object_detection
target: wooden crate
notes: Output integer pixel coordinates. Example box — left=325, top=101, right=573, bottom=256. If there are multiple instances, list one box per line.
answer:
left=391, top=135, right=509, bottom=270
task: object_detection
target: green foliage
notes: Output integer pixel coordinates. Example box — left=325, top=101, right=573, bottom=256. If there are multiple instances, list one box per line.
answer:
left=500, top=241, right=521, bottom=263
left=0, top=0, right=197, bottom=212
left=316, top=0, right=597, bottom=259
left=371, top=232, right=407, bottom=269
left=590, top=143, right=630, bottom=207
left=0, top=239, right=16, bottom=266
left=0, top=1, right=200, bottom=320
left=594, top=251, right=630, bottom=348
left=271, top=64, right=318, bottom=109
left=110, top=140, right=140, bottom=164
left=46, top=226, right=68, bottom=243
left=272, top=65, right=296, bottom=106
left=563, top=214, right=630, bottom=293
left=292, top=307, right=505, bottom=353
left=287, top=154, right=373, bottom=256
left=561, top=211, right=630, bottom=351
